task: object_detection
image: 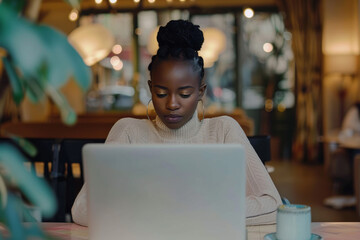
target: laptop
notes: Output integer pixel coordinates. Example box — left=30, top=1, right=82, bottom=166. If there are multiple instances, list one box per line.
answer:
left=83, top=144, right=246, bottom=240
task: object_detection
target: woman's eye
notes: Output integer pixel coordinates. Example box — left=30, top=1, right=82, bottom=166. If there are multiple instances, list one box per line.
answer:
left=156, top=93, right=167, bottom=98
left=180, top=94, right=191, bottom=98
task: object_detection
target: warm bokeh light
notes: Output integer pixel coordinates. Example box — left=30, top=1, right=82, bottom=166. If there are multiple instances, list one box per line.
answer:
left=148, top=0, right=155, bottom=3
left=113, top=60, right=124, bottom=71
left=277, top=103, right=286, bottom=112
left=134, top=0, right=140, bottom=2
left=243, top=8, right=254, bottom=18
left=95, top=0, right=103, bottom=4
left=166, top=0, right=173, bottom=2
left=112, top=44, right=122, bottom=54
left=110, top=56, right=121, bottom=66
left=263, top=43, right=273, bottom=53
left=265, top=99, right=273, bottom=112
left=135, top=28, right=142, bottom=36
left=180, top=0, right=186, bottom=2
left=68, top=9, right=78, bottom=22
left=109, top=0, right=117, bottom=3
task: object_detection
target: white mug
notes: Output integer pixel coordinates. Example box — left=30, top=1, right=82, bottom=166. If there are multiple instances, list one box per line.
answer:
left=276, top=204, right=311, bottom=240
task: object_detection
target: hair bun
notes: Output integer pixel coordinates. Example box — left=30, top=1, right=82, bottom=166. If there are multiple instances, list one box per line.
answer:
left=157, top=20, right=204, bottom=51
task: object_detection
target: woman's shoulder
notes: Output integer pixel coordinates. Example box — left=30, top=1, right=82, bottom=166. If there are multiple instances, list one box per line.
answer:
left=110, top=117, right=150, bottom=131
left=106, top=118, right=152, bottom=143
left=113, top=117, right=149, bottom=126
left=206, top=115, right=241, bottom=129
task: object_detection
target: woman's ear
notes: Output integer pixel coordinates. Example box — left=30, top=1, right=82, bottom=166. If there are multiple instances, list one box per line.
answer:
left=148, top=80, right=152, bottom=91
left=198, top=84, right=207, bottom=100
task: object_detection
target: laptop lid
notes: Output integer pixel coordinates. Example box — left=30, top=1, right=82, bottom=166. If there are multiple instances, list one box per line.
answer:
left=83, top=144, right=246, bottom=240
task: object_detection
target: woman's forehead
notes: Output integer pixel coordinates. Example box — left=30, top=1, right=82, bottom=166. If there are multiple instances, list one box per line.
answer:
left=151, top=60, right=199, bottom=86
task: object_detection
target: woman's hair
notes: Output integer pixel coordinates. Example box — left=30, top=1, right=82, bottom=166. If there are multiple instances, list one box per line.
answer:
left=148, top=20, right=205, bottom=84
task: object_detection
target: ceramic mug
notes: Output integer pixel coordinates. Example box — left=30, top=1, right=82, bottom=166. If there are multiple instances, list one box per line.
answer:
left=276, top=204, right=311, bottom=240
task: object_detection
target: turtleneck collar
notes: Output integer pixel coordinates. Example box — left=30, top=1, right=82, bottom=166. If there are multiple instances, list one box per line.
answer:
left=153, top=110, right=202, bottom=141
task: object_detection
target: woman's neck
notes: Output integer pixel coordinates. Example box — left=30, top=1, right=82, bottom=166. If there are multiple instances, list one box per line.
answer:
left=154, top=111, right=201, bottom=140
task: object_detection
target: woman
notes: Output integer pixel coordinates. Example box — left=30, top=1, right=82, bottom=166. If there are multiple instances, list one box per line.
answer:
left=72, top=19, right=282, bottom=226
left=339, top=102, right=360, bottom=140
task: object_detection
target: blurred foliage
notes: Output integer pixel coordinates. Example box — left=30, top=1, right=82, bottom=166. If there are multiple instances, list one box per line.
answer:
left=0, top=2, right=91, bottom=125
left=0, top=0, right=89, bottom=239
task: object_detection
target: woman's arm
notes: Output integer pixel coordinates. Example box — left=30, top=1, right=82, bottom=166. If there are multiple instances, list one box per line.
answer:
left=71, top=182, right=89, bottom=226
left=71, top=119, right=132, bottom=226
left=223, top=116, right=282, bottom=225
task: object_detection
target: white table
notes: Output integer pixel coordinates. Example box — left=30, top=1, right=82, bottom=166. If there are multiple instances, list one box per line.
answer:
left=40, top=222, right=360, bottom=240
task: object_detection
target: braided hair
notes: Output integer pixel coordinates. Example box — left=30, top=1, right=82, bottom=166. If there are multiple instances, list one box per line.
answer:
left=148, top=20, right=205, bottom=85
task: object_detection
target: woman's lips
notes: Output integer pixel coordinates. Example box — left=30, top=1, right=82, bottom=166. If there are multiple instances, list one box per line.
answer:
left=164, top=114, right=182, bottom=123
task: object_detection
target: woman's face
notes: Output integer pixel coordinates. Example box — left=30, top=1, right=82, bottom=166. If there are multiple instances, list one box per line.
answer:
left=148, top=60, right=206, bottom=129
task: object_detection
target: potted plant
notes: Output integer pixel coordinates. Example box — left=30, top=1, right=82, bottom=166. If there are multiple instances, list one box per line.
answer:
left=0, top=0, right=91, bottom=238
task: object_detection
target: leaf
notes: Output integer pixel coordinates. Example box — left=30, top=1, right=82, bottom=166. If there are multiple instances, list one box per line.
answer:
left=1, top=0, right=26, bottom=13
left=8, top=133, right=38, bottom=157
left=0, top=3, right=91, bottom=126
left=23, top=78, right=46, bottom=103
left=0, top=5, right=91, bottom=92
left=0, top=5, right=47, bottom=78
left=36, top=25, right=92, bottom=91
left=0, top=144, right=57, bottom=218
left=4, top=193, right=25, bottom=239
left=46, top=86, right=77, bottom=126
left=1, top=56, right=24, bottom=105
left=0, top=175, right=7, bottom=209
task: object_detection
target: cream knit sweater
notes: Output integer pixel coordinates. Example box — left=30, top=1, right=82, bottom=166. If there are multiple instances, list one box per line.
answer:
left=72, top=113, right=282, bottom=226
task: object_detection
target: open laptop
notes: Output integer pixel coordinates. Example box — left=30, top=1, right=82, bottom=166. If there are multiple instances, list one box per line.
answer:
left=83, top=144, right=246, bottom=240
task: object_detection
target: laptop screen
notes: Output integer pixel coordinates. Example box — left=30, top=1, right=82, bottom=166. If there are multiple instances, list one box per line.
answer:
left=83, top=144, right=246, bottom=240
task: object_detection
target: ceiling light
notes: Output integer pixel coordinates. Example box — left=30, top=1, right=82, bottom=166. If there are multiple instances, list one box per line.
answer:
left=68, top=9, right=78, bottom=22
left=110, top=56, right=121, bottom=66
left=109, top=0, right=117, bottom=4
left=244, top=8, right=254, bottom=18
left=95, top=0, right=103, bottom=4
left=148, top=0, right=156, bottom=3
left=113, top=60, right=124, bottom=71
left=112, top=44, right=122, bottom=54
left=263, top=43, right=273, bottom=53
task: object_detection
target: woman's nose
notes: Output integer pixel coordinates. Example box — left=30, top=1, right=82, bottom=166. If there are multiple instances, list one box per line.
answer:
left=166, top=95, right=180, bottom=110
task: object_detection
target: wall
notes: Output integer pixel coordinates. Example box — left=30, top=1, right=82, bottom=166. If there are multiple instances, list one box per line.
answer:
left=322, top=0, right=360, bottom=132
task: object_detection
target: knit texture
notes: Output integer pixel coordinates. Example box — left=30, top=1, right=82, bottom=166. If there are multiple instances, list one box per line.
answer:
left=72, top=113, right=282, bottom=226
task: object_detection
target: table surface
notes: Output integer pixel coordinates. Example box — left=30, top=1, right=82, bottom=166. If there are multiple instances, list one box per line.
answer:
left=40, top=222, right=360, bottom=240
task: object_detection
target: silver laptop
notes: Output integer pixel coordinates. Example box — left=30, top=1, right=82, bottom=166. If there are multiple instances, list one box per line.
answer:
left=83, top=144, right=246, bottom=240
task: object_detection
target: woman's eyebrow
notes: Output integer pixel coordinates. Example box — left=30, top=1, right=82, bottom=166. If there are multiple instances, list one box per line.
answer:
left=179, top=86, right=195, bottom=90
left=154, top=85, right=167, bottom=90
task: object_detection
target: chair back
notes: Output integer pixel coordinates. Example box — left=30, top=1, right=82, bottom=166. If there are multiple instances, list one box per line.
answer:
left=248, top=135, right=271, bottom=164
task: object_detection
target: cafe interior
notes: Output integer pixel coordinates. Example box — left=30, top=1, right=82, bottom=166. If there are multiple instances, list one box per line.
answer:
left=0, top=0, right=360, bottom=239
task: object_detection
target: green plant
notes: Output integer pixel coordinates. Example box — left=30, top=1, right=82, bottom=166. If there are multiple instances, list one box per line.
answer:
left=0, top=0, right=91, bottom=238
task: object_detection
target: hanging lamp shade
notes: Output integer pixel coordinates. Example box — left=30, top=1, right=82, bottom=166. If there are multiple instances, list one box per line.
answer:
left=147, top=26, right=160, bottom=56
left=199, top=28, right=226, bottom=68
left=68, top=23, right=115, bottom=66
